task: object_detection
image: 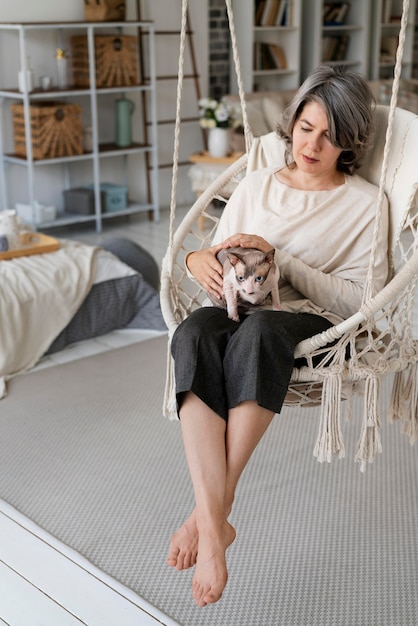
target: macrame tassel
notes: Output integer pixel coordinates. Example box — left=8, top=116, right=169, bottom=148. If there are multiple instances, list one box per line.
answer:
left=355, top=374, right=382, bottom=472
left=313, top=372, right=345, bottom=463
left=163, top=340, right=179, bottom=421
left=343, top=384, right=354, bottom=422
left=0, top=376, right=7, bottom=400
left=388, top=363, right=418, bottom=444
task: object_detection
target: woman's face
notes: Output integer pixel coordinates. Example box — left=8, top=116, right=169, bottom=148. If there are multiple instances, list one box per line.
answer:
left=292, top=101, right=343, bottom=178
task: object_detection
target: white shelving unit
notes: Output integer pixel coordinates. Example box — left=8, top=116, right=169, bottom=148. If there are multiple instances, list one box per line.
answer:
left=370, top=0, right=417, bottom=81
left=0, top=21, right=159, bottom=232
left=230, top=0, right=302, bottom=93
left=301, top=0, right=372, bottom=82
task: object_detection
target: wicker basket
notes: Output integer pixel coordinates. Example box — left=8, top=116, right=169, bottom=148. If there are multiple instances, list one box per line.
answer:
left=71, top=35, right=139, bottom=88
left=11, top=102, right=83, bottom=160
left=84, top=0, right=126, bottom=22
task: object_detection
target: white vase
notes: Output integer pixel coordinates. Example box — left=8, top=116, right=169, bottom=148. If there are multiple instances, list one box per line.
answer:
left=208, top=127, right=230, bottom=158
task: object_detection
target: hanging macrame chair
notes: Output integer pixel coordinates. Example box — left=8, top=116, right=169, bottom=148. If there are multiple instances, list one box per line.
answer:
left=161, top=0, right=418, bottom=471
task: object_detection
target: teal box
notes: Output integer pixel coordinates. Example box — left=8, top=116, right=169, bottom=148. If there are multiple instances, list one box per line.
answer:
left=86, top=183, right=128, bottom=212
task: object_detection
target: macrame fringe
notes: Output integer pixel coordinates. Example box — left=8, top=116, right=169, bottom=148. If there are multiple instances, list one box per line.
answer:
left=0, top=376, right=7, bottom=400
left=313, top=372, right=345, bottom=463
left=388, top=362, right=418, bottom=444
left=355, top=374, right=382, bottom=472
left=163, top=340, right=179, bottom=421
left=343, top=383, right=354, bottom=422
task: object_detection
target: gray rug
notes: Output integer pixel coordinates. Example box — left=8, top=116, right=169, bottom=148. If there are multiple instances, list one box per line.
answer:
left=1, top=335, right=417, bottom=626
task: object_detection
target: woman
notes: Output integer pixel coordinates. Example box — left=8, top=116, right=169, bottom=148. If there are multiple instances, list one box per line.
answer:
left=167, top=65, right=389, bottom=607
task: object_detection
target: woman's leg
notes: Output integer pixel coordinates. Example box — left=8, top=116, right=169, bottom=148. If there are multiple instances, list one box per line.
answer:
left=223, top=400, right=275, bottom=513
left=171, top=391, right=274, bottom=607
left=167, top=310, right=332, bottom=597
left=167, top=398, right=275, bottom=572
left=177, top=392, right=231, bottom=606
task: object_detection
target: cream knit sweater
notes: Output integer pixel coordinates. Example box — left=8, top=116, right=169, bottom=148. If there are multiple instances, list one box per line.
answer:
left=212, top=167, right=389, bottom=326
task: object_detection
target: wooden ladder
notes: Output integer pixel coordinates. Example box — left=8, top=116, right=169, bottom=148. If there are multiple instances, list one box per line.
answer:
left=135, top=1, right=206, bottom=211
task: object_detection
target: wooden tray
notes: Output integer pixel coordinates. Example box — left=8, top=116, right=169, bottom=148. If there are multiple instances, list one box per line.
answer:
left=0, top=232, right=60, bottom=260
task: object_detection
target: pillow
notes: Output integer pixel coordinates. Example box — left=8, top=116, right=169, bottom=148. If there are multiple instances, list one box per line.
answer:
left=262, top=94, right=286, bottom=132
left=245, top=99, right=271, bottom=137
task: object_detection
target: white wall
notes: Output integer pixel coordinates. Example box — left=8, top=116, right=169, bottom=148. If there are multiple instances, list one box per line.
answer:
left=1, top=0, right=84, bottom=22
left=1, top=0, right=208, bottom=214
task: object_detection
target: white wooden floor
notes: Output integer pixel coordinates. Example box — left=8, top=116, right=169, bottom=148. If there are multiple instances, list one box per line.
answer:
left=0, top=501, right=178, bottom=625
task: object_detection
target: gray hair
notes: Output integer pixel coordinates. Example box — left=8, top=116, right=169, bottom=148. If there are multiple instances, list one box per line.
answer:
left=277, top=65, right=375, bottom=175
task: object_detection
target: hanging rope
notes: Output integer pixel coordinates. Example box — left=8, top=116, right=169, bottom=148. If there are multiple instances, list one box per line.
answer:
left=167, top=0, right=189, bottom=273
left=224, top=0, right=253, bottom=152
left=362, top=0, right=410, bottom=304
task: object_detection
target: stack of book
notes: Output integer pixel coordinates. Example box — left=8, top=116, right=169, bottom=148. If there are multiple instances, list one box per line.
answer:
left=253, top=42, right=287, bottom=70
left=322, top=34, right=350, bottom=62
left=254, top=0, right=292, bottom=27
left=380, top=36, right=398, bottom=64
left=323, top=3, right=350, bottom=26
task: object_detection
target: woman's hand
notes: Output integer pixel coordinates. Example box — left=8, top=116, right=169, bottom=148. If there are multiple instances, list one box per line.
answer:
left=186, top=245, right=224, bottom=299
left=220, top=233, right=273, bottom=253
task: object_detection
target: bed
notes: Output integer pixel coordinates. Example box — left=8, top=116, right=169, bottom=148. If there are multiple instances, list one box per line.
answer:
left=0, top=238, right=167, bottom=398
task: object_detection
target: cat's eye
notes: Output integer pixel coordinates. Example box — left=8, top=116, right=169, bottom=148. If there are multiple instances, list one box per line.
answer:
left=237, top=276, right=245, bottom=282
left=255, top=276, right=264, bottom=283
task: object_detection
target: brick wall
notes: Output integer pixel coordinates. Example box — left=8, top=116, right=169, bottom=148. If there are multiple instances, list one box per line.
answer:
left=209, top=0, right=230, bottom=99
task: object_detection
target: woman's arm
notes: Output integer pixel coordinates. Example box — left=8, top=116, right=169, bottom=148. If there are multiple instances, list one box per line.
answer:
left=186, top=245, right=225, bottom=299
left=276, top=249, right=372, bottom=320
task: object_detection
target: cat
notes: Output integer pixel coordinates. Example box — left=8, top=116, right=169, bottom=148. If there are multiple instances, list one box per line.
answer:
left=208, top=246, right=281, bottom=322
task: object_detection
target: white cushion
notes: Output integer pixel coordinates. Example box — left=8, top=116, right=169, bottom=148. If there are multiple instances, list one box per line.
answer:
left=262, top=94, right=286, bottom=131
left=245, top=99, right=270, bottom=137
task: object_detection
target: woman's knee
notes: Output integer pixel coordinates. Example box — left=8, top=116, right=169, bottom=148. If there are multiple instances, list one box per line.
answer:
left=240, top=310, right=289, bottom=341
left=171, top=307, right=235, bottom=358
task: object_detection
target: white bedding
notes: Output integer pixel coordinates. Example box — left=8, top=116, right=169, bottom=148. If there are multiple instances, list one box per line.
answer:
left=1, top=238, right=167, bottom=399
left=0, top=240, right=98, bottom=397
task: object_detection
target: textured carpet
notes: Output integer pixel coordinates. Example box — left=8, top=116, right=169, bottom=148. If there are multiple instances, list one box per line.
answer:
left=0, top=335, right=417, bottom=626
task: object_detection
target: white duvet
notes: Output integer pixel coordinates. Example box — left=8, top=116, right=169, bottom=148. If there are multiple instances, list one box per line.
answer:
left=0, top=239, right=98, bottom=398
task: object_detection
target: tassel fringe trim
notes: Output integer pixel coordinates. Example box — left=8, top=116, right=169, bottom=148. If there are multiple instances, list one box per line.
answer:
left=163, top=339, right=179, bottom=421
left=314, top=372, right=345, bottom=463
left=388, top=362, right=418, bottom=444
left=355, top=374, right=382, bottom=472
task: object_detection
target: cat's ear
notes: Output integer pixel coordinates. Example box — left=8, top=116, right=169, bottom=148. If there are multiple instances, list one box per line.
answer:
left=264, top=248, right=275, bottom=265
left=226, top=252, right=241, bottom=266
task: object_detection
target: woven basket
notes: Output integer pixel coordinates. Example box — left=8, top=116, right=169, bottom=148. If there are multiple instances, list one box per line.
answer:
left=84, top=0, right=126, bottom=22
left=11, top=102, right=83, bottom=160
left=71, top=35, right=139, bottom=88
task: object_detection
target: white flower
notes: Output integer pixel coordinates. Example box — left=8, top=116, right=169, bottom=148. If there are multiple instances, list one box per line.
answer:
left=198, top=97, right=234, bottom=129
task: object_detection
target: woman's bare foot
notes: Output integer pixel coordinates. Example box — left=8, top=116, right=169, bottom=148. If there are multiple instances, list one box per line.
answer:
left=192, top=520, right=235, bottom=607
left=167, top=508, right=236, bottom=571
left=166, top=510, right=198, bottom=570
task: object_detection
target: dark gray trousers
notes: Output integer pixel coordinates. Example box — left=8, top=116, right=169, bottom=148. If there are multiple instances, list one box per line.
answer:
left=171, top=307, right=333, bottom=421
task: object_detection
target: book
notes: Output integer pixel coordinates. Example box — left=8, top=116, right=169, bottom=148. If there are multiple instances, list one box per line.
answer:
left=255, top=0, right=266, bottom=26
left=253, top=42, right=287, bottom=70
left=322, top=34, right=350, bottom=62
left=323, top=2, right=350, bottom=26
left=261, top=0, right=280, bottom=26
left=380, top=36, right=398, bottom=63
left=335, top=34, right=350, bottom=60
left=267, top=43, right=287, bottom=69
left=335, top=3, right=350, bottom=24
left=277, top=0, right=288, bottom=26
